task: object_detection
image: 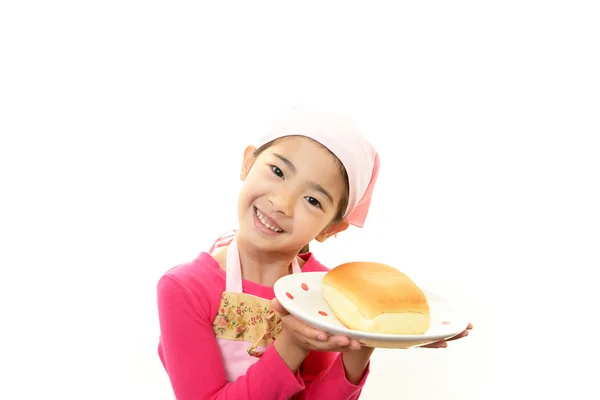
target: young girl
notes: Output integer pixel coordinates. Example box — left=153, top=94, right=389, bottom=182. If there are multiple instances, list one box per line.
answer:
left=156, top=106, right=471, bottom=399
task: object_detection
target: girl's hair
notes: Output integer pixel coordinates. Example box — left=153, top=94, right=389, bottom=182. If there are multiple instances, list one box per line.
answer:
left=252, top=136, right=350, bottom=254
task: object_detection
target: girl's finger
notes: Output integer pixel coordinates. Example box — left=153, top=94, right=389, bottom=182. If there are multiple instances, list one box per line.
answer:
left=325, top=335, right=351, bottom=348
left=422, top=340, right=447, bottom=348
left=288, top=322, right=328, bottom=342
left=310, top=336, right=353, bottom=352
left=447, top=330, right=469, bottom=341
left=348, top=340, right=362, bottom=351
left=281, top=314, right=354, bottom=348
left=294, top=333, right=353, bottom=352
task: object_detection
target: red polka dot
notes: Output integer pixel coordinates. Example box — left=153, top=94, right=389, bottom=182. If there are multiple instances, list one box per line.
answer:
left=301, top=283, right=309, bottom=291
left=442, top=321, right=451, bottom=325
left=318, top=311, right=328, bottom=316
left=286, top=292, right=294, bottom=299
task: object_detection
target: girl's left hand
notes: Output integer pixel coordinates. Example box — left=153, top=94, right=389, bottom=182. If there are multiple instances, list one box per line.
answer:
left=272, top=298, right=363, bottom=352
left=422, top=322, right=474, bottom=348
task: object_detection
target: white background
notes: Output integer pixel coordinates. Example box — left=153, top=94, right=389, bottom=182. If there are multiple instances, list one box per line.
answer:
left=1, top=1, right=599, bottom=399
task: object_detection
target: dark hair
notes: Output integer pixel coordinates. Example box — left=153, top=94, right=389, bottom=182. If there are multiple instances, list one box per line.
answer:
left=252, top=136, right=350, bottom=254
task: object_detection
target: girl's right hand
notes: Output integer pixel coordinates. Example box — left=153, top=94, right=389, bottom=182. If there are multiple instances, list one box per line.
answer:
left=272, top=298, right=363, bottom=353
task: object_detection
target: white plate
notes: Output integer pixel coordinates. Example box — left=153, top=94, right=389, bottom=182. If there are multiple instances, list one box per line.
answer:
left=273, top=271, right=470, bottom=349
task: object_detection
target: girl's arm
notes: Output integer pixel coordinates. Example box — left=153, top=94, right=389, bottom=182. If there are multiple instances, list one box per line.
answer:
left=296, top=350, right=372, bottom=400
left=157, top=275, right=306, bottom=400
left=270, top=298, right=372, bottom=399
left=342, top=348, right=375, bottom=385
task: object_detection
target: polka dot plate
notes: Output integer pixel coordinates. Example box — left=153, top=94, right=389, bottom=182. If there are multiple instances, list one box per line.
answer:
left=273, top=271, right=470, bottom=349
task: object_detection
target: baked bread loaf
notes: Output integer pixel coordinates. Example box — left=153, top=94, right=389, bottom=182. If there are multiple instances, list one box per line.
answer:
left=321, top=261, right=431, bottom=334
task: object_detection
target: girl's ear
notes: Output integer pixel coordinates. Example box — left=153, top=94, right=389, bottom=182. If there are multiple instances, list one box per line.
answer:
left=315, top=219, right=350, bottom=242
left=241, top=145, right=257, bottom=181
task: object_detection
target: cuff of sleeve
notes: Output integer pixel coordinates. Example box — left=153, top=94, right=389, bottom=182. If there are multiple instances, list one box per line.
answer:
left=261, top=342, right=305, bottom=395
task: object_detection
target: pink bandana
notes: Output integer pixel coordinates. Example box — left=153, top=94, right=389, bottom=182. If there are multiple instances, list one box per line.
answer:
left=255, top=106, right=380, bottom=228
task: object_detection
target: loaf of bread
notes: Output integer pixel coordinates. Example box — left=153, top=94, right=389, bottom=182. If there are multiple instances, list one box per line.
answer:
left=321, top=261, right=431, bottom=334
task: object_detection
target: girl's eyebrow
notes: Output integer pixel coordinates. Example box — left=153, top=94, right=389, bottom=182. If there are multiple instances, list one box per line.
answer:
left=309, top=182, right=334, bottom=205
left=273, top=153, right=334, bottom=205
left=273, top=153, right=296, bottom=173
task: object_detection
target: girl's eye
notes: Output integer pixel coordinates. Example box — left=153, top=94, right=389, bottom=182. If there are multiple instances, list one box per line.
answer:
left=271, top=165, right=284, bottom=178
left=305, top=196, right=321, bottom=208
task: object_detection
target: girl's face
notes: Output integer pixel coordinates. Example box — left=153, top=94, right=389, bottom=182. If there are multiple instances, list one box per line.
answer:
left=237, top=135, right=348, bottom=254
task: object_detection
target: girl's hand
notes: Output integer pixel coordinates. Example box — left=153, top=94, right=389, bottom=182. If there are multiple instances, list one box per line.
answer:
left=272, top=298, right=363, bottom=353
left=422, top=322, right=473, bottom=348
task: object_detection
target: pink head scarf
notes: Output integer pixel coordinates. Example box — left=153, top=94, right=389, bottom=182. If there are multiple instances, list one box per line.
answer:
left=255, top=106, right=380, bottom=228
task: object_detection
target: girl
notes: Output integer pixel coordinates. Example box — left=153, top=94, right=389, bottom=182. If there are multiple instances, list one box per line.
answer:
left=156, top=106, right=471, bottom=399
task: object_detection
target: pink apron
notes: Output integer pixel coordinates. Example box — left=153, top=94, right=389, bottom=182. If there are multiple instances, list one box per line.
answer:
left=209, top=231, right=302, bottom=382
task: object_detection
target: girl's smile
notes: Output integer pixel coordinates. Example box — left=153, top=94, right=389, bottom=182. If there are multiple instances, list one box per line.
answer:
left=253, top=206, right=285, bottom=235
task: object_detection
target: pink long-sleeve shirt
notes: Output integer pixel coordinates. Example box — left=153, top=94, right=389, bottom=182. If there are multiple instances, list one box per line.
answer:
left=157, top=251, right=370, bottom=400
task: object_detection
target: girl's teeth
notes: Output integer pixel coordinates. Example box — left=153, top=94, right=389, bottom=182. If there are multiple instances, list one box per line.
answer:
left=256, top=209, right=283, bottom=232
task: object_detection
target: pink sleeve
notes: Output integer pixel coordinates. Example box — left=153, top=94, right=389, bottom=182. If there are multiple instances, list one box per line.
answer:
left=297, top=352, right=370, bottom=400
left=157, top=275, right=306, bottom=400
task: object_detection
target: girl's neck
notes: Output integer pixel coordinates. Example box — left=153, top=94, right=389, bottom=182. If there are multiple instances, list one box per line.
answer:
left=236, top=235, right=301, bottom=287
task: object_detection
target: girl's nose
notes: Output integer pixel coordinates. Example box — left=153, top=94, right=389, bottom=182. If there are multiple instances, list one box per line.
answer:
left=268, top=191, right=294, bottom=217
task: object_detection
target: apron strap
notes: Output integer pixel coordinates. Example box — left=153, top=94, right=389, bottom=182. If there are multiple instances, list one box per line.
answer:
left=226, top=236, right=243, bottom=292
left=290, top=255, right=301, bottom=274
left=209, top=230, right=238, bottom=254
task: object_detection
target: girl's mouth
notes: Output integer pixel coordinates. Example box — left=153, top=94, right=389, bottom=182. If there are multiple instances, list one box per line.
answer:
left=254, top=207, right=284, bottom=233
